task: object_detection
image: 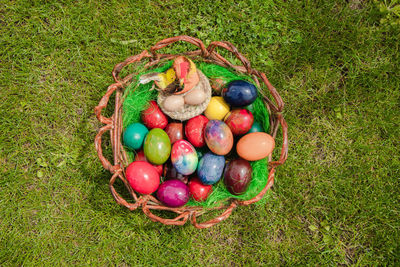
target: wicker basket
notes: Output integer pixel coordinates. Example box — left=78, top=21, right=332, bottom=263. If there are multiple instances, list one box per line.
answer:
left=94, top=36, right=288, bottom=228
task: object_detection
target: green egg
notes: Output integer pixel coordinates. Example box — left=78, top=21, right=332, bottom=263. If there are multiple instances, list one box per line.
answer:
left=247, top=121, right=264, bottom=133
left=123, top=123, right=149, bottom=150
left=144, top=128, right=171, bottom=165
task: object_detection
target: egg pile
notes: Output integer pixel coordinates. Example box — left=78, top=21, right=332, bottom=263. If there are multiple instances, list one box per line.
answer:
left=123, top=80, right=275, bottom=207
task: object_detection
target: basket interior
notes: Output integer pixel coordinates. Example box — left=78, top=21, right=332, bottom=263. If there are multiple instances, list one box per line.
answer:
left=122, top=60, right=272, bottom=207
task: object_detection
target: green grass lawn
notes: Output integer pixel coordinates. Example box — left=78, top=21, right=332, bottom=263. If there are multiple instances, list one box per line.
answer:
left=1, top=0, right=399, bottom=265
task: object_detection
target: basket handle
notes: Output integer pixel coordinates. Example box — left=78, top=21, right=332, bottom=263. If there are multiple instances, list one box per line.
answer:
left=150, top=35, right=209, bottom=58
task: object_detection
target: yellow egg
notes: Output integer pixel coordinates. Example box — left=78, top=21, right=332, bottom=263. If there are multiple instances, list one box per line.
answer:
left=204, top=96, right=230, bottom=120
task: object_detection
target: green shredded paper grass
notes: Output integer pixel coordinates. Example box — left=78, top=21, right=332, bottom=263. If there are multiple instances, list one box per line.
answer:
left=122, top=61, right=271, bottom=207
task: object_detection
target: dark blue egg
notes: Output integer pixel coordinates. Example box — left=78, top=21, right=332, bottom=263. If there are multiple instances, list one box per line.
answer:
left=222, top=80, right=258, bottom=107
left=197, top=152, right=225, bottom=185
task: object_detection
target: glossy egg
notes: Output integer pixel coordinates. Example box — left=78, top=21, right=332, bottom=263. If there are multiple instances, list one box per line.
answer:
left=204, top=120, right=233, bottom=155
left=185, top=115, right=209, bottom=147
left=163, top=162, right=188, bottom=184
left=188, top=177, right=213, bottom=201
left=164, top=122, right=184, bottom=144
left=171, top=140, right=198, bottom=175
left=197, top=152, right=225, bottom=185
left=144, top=128, right=171, bottom=165
left=222, top=80, right=258, bottom=107
left=157, top=179, right=189, bottom=207
left=184, top=88, right=206, bottom=105
left=141, top=100, right=168, bottom=129
left=247, top=121, right=264, bottom=133
left=126, top=161, right=160, bottom=194
left=223, top=159, right=252, bottom=195
left=163, top=95, right=185, bottom=112
left=204, top=96, right=230, bottom=120
left=123, top=123, right=149, bottom=150
left=224, top=109, right=254, bottom=135
left=134, top=150, right=163, bottom=176
left=237, top=132, right=275, bottom=161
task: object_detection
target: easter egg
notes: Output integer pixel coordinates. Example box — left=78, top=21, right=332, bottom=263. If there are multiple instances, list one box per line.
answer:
left=157, top=179, right=189, bottom=207
left=164, top=122, right=183, bottom=144
left=185, top=115, right=209, bottom=147
left=163, top=95, right=185, bottom=112
left=171, top=140, right=198, bottom=175
left=163, top=162, right=189, bottom=184
left=188, top=177, right=213, bottom=202
left=197, top=152, right=225, bottom=185
left=204, top=120, right=233, bottom=155
left=204, top=96, right=230, bottom=120
left=237, top=132, right=275, bottom=161
left=223, top=159, right=252, bottom=195
left=126, top=161, right=160, bottom=194
left=247, top=121, right=264, bottom=133
left=144, top=128, right=171, bottom=165
left=141, top=100, right=168, bottom=129
left=222, top=80, right=258, bottom=107
left=123, top=123, right=149, bottom=150
left=224, top=109, right=254, bottom=135
left=184, top=88, right=207, bottom=105
left=134, top=150, right=163, bottom=176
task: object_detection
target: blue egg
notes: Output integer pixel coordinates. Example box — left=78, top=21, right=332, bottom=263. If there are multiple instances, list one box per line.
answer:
left=123, top=123, right=149, bottom=150
left=197, top=152, right=225, bottom=185
left=222, top=80, right=258, bottom=107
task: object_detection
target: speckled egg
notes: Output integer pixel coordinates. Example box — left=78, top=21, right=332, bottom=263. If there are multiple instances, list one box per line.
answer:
left=222, top=80, right=258, bottom=107
left=236, top=132, right=275, bottom=161
left=204, top=120, right=233, bottom=155
left=157, top=179, right=189, bottom=207
left=143, top=128, right=171, bottom=165
left=224, top=109, right=254, bottom=135
left=171, top=140, right=198, bottom=175
left=197, top=152, right=225, bottom=185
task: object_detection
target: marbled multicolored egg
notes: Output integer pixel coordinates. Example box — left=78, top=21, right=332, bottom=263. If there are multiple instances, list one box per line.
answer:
left=185, top=115, right=209, bottom=147
left=236, top=132, right=275, bottom=161
left=171, top=140, right=198, bottom=175
left=223, top=159, right=252, bottom=195
left=157, top=179, right=189, bottom=207
left=224, top=109, right=254, bottom=135
left=197, top=152, right=225, bottom=185
left=144, top=128, right=171, bottom=165
left=204, top=120, right=233, bottom=155
left=222, top=80, right=258, bottom=107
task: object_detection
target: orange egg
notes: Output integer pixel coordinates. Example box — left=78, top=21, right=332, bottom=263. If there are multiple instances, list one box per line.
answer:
left=236, top=132, right=275, bottom=161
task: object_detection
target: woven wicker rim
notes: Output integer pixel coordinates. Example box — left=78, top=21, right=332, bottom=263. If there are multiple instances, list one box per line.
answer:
left=94, top=35, right=288, bottom=228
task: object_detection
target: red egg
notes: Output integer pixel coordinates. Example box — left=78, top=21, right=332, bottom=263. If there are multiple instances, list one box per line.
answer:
left=185, top=115, right=209, bottom=147
left=223, top=159, right=252, bottom=195
left=224, top=109, right=254, bottom=135
left=141, top=100, right=168, bottom=129
left=164, top=122, right=184, bottom=144
left=189, top=177, right=213, bottom=201
left=134, top=150, right=163, bottom=176
left=126, top=161, right=160, bottom=194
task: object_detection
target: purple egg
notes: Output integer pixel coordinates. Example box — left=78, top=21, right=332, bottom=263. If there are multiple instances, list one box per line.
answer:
left=157, top=179, right=189, bottom=207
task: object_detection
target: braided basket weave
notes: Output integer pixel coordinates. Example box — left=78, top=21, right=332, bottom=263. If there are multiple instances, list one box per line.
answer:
left=94, top=36, right=288, bottom=228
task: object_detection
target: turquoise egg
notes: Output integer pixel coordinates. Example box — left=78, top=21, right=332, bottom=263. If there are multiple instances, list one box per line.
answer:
left=144, top=128, right=171, bottom=165
left=171, top=140, right=198, bottom=175
left=247, top=121, right=264, bottom=133
left=197, top=152, right=225, bottom=185
left=123, top=123, right=149, bottom=150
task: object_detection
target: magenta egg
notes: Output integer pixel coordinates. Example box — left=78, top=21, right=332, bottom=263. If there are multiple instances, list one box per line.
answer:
left=171, top=140, right=198, bottom=175
left=224, top=109, right=254, bottom=135
left=204, top=120, right=233, bottom=155
left=157, top=179, right=189, bottom=207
